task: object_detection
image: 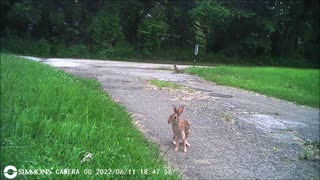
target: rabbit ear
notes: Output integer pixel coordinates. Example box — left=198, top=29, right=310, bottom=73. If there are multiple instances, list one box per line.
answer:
left=173, top=106, right=178, bottom=113
left=177, top=106, right=184, bottom=115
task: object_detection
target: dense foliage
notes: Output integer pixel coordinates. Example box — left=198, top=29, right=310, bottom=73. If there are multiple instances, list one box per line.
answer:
left=1, top=0, right=319, bottom=67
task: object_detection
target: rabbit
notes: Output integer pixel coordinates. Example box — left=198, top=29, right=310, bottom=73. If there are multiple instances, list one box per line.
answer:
left=168, top=106, right=191, bottom=152
left=173, top=64, right=180, bottom=74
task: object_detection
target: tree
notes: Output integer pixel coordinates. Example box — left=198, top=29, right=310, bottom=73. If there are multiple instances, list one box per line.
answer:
left=1, top=0, right=319, bottom=67
left=137, top=2, right=169, bottom=55
left=190, top=1, right=232, bottom=50
left=164, top=0, right=195, bottom=47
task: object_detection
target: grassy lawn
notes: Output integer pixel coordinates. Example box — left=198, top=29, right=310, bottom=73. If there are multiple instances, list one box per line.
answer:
left=0, top=54, right=178, bottom=179
left=186, top=66, right=319, bottom=108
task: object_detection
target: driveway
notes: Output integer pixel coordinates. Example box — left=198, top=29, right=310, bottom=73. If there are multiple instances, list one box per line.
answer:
left=24, top=57, right=320, bottom=179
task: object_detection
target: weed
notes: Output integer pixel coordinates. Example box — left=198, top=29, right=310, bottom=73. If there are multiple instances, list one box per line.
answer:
left=299, top=141, right=320, bottom=160
left=224, top=114, right=234, bottom=124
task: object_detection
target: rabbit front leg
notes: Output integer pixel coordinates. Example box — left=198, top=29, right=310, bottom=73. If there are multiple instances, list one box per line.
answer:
left=174, top=136, right=179, bottom=151
left=172, top=135, right=177, bottom=145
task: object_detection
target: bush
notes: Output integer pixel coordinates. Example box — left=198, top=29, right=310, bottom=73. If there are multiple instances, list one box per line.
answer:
left=68, top=44, right=89, bottom=58
left=1, top=32, right=90, bottom=59
left=32, top=39, right=51, bottom=56
left=51, top=44, right=89, bottom=58
left=1, top=36, right=50, bottom=57
left=90, top=7, right=124, bottom=51
left=96, top=45, right=135, bottom=59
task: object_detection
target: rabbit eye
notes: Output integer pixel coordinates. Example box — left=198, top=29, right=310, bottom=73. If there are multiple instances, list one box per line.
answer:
left=174, top=116, right=177, bottom=119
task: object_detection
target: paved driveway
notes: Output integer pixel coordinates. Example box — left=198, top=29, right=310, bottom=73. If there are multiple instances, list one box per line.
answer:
left=25, top=57, right=320, bottom=179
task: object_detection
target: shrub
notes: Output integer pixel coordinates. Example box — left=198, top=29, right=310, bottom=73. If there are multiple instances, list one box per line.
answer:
left=68, top=44, right=89, bottom=58
left=1, top=35, right=50, bottom=57
left=96, top=45, right=135, bottom=59
left=32, top=38, right=51, bottom=56
left=51, top=44, right=89, bottom=58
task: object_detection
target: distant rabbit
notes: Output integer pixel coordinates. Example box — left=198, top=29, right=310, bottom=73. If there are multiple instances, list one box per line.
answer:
left=168, top=106, right=191, bottom=152
left=173, top=64, right=180, bottom=74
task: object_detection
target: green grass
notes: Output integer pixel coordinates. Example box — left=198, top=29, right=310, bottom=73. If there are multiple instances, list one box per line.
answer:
left=186, top=66, right=320, bottom=108
left=148, top=79, right=183, bottom=90
left=0, top=54, right=179, bottom=179
left=299, top=141, right=320, bottom=160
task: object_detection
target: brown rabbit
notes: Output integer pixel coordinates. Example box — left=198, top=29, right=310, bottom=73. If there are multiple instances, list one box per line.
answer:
left=173, top=64, right=180, bottom=74
left=168, top=106, right=191, bottom=152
